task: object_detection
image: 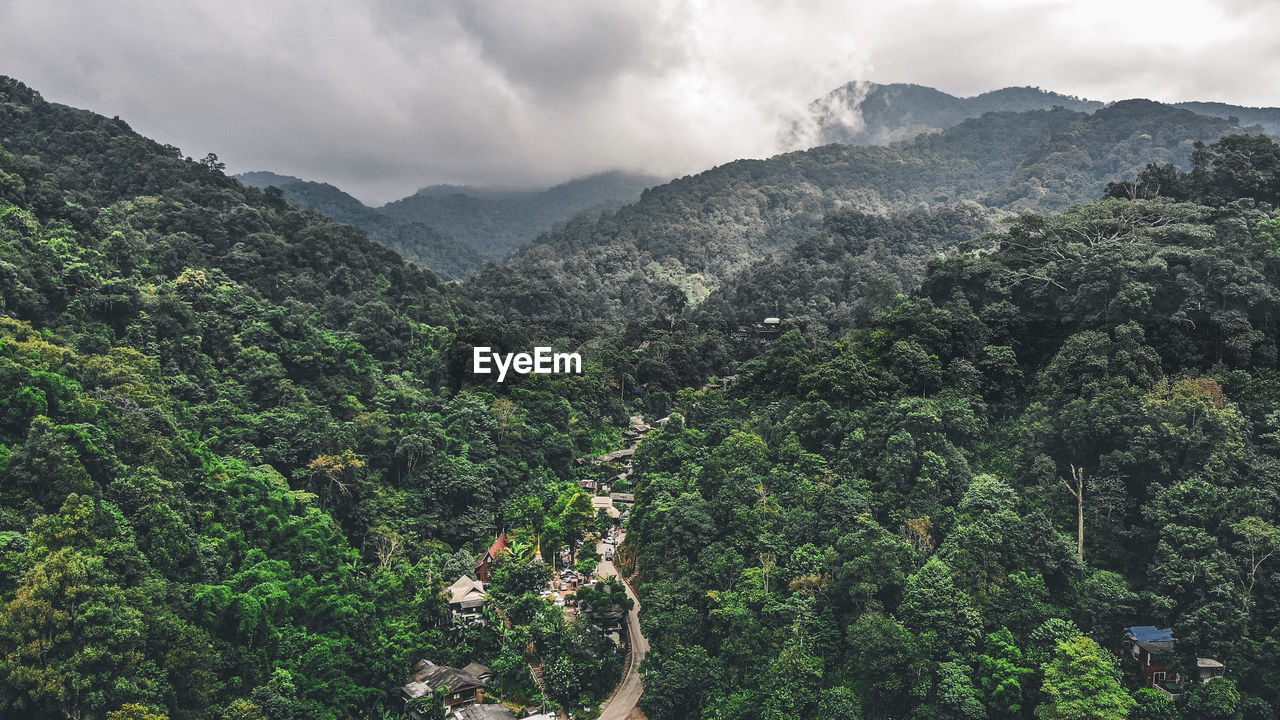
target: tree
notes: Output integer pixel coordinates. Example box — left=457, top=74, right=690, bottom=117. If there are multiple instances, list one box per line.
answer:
left=899, top=557, right=982, bottom=659
left=199, top=152, right=226, bottom=172
left=640, top=646, right=720, bottom=720
left=846, top=611, right=921, bottom=717
left=1233, top=517, right=1280, bottom=611
left=1182, top=678, right=1243, bottom=720
left=1, top=496, right=156, bottom=719
left=1036, top=637, right=1134, bottom=720
left=975, top=628, right=1033, bottom=720
left=108, top=705, right=169, bottom=720
left=1129, top=688, right=1178, bottom=720
left=1061, top=465, right=1085, bottom=561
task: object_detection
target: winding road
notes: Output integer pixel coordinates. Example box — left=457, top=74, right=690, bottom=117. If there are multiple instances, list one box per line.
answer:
left=595, top=533, right=649, bottom=720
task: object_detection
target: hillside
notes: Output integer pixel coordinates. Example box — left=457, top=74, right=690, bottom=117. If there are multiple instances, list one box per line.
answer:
left=236, top=171, right=482, bottom=279
left=0, top=76, right=652, bottom=720
left=4, top=65, right=1280, bottom=720
left=789, top=81, right=1280, bottom=150
left=1170, top=101, right=1280, bottom=136
left=380, top=170, right=663, bottom=259
left=629, top=133, right=1280, bottom=720
left=787, top=81, right=1104, bottom=147
left=697, top=203, right=994, bottom=331
left=464, top=101, right=1248, bottom=323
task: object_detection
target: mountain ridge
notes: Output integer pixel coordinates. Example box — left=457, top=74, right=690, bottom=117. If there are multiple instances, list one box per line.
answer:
left=463, top=99, right=1250, bottom=322
left=788, top=80, right=1278, bottom=149
left=235, top=171, right=481, bottom=279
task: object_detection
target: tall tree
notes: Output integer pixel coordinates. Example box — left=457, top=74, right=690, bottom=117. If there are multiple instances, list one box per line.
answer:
left=1036, top=637, right=1134, bottom=720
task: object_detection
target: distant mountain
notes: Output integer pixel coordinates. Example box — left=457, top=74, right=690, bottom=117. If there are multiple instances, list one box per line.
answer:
left=380, top=171, right=663, bottom=258
left=1169, top=101, right=1280, bottom=136
left=786, top=81, right=1280, bottom=152
left=236, top=171, right=481, bottom=279
left=784, top=82, right=1105, bottom=148
left=465, top=100, right=1251, bottom=323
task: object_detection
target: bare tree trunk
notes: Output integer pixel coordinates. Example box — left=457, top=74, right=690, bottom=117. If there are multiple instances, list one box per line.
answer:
left=1061, top=465, right=1085, bottom=561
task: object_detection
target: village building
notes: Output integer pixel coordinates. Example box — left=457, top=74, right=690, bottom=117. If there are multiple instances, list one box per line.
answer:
left=754, top=317, right=783, bottom=337
left=447, top=576, right=488, bottom=621
left=1123, top=626, right=1225, bottom=700
left=596, top=447, right=636, bottom=464
left=452, top=705, right=516, bottom=720
left=401, top=660, right=488, bottom=717
left=592, top=495, right=621, bottom=519
left=474, top=531, right=509, bottom=583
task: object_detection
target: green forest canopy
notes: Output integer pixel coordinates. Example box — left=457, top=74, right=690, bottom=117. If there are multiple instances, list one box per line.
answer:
left=1, top=72, right=1280, bottom=720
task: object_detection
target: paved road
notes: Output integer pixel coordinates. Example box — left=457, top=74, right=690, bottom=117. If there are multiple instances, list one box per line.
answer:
left=595, top=533, right=648, bottom=720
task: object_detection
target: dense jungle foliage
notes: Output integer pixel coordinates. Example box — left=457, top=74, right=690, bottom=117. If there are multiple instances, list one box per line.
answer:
left=235, top=171, right=482, bottom=281
left=627, top=133, right=1280, bottom=720
left=0, top=76, right=728, bottom=720
left=463, top=101, right=1248, bottom=323
left=4, top=69, right=1280, bottom=720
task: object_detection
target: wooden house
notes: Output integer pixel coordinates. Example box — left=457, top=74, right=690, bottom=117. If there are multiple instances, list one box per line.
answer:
left=447, top=575, right=487, bottom=621
left=474, top=532, right=509, bottom=583
left=401, top=660, right=487, bottom=717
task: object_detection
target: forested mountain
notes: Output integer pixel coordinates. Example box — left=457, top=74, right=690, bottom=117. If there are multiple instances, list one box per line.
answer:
left=464, top=101, right=1248, bottom=323
left=786, top=82, right=1104, bottom=147
left=788, top=81, right=1280, bottom=149
left=380, top=171, right=662, bottom=259
left=1170, top=102, right=1280, bottom=137
left=697, top=204, right=994, bottom=331
left=0, top=75, right=687, bottom=720
left=5, top=66, right=1280, bottom=720
left=628, top=133, right=1280, bottom=720
left=235, top=170, right=660, bottom=277
left=235, top=171, right=482, bottom=279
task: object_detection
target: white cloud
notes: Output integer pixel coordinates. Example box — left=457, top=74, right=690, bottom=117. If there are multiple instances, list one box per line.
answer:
left=0, top=0, right=1275, bottom=204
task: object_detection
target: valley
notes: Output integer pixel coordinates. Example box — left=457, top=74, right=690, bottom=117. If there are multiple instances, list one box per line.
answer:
left=1, top=69, right=1279, bottom=720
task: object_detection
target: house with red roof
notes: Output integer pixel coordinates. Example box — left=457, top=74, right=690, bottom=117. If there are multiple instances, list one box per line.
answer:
left=474, top=531, right=509, bottom=583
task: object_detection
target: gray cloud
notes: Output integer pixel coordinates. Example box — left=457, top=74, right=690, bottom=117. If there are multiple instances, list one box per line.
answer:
left=1, top=0, right=1276, bottom=204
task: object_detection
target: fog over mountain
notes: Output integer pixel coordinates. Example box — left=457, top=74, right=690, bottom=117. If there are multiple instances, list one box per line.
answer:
left=237, top=170, right=663, bottom=274
left=4, top=0, right=1280, bottom=712
left=3, top=0, right=1279, bottom=203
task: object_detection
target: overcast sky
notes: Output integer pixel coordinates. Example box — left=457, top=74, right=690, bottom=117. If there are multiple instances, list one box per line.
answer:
left=2, top=0, right=1277, bottom=204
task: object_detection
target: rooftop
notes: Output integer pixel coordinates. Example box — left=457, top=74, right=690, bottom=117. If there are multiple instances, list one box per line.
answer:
left=453, top=704, right=516, bottom=720
left=447, top=576, right=487, bottom=607
left=1126, top=626, right=1175, bottom=643
left=477, top=532, right=510, bottom=564
left=401, top=660, right=486, bottom=701
left=1125, top=626, right=1176, bottom=653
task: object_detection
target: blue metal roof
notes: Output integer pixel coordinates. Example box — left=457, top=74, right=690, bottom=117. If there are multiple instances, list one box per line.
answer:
left=1126, top=626, right=1175, bottom=643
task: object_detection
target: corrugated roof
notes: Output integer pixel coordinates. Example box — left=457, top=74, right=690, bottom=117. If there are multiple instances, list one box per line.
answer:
left=401, top=660, right=486, bottom=700
left=453, top=704, right=516, bottom=720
